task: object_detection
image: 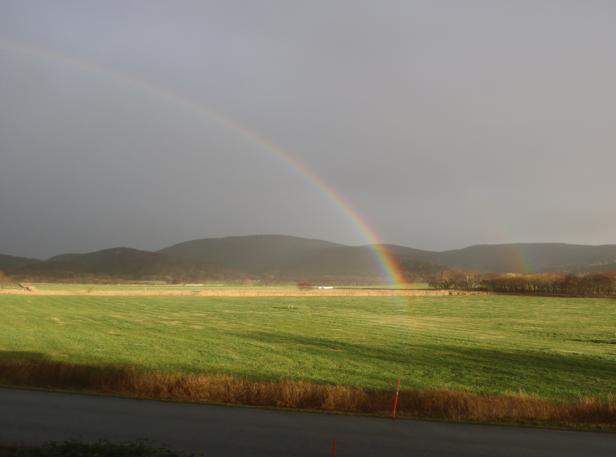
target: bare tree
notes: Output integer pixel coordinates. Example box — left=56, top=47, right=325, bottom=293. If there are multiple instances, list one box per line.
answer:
left=0, top=271, right=9, bottom=289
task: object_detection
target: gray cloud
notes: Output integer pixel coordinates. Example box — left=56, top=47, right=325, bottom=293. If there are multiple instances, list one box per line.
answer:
left=1, top=0, right=615, bottom=258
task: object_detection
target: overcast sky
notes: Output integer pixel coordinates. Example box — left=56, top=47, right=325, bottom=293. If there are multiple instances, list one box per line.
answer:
left=1, top=0, right=615, bottom=258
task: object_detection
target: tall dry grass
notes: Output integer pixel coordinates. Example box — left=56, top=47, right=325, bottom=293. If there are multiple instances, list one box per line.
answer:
left=1, top=359, right=614, bottom=429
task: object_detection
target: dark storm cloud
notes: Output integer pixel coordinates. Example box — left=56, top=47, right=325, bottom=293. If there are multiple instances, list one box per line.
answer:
left=1, top=0, right=615, bottom=258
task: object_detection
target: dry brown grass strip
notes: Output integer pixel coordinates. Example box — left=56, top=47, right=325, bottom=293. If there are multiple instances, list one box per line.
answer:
left=1, top=359, right=614, bottom=429
left=0, top=289, right=486, bottom=297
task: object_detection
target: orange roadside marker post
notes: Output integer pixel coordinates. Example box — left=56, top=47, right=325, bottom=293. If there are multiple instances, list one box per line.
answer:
left=392, top=378, right=401, bottom=418
left=332, top=435, right=336, bottom=457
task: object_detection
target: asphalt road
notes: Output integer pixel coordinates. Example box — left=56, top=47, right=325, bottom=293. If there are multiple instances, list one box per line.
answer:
left=1, top=388, right=615, bottom=456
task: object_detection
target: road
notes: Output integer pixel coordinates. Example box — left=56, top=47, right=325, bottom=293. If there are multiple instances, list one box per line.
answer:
left=1, top=388, right=615, bottom=456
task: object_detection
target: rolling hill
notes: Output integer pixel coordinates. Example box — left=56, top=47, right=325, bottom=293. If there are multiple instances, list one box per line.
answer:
left=158, top=237, right=616, bottom=276
left=158, top=235, right=344, bottom=275
left=159, top=235, right=439, bottom=279
left=7, top=247, right=235, bottom=281
left=3, top=236, right=616, bottom=281
left=362, top=242, right=616, bottom=273
left=0, top=254, right=40, bottom=272
left=431, top=243, right=616, bottom=273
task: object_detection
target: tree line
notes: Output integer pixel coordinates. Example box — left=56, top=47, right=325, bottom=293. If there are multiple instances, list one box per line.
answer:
left=426, top=271, right=616, bottom=296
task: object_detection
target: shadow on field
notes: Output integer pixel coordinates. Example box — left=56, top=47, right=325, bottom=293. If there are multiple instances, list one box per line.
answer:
left=227, top=331, right=616, bottom=397
left=0, top=352, right=49, bottom=362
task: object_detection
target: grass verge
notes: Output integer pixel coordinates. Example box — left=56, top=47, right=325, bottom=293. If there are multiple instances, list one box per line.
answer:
left=0, top=441, right=198, bottom=457
left=1, top=359, right=614, bottom=431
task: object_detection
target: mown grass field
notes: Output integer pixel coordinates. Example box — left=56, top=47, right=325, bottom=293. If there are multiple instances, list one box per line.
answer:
left=1, top=294, right=614, bottom=402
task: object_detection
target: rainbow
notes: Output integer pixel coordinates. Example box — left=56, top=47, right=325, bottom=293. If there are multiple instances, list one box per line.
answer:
left=0, top=38, right=406, bottom=285
left=504, top=244, right=533, bottom=273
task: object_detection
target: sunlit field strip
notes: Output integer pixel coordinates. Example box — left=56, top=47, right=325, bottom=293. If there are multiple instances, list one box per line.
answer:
left=1, top=295, right=615, bottom=401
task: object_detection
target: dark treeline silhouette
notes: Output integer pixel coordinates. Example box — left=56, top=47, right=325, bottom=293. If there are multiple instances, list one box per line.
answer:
left=426, top=271, right=616, bottom=297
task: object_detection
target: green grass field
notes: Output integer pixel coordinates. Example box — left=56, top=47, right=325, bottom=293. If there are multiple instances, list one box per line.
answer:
left=1, top=294, right=614, bottom=401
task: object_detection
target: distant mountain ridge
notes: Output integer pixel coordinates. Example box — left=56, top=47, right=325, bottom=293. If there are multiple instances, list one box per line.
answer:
left=157, top=235, right=439, bottom=279
left=3, top=247, right=237, bottom=281
left=3, top=235, right=616, bottom=281
left=432, top=243, right=616, bottom=273
left=158, top=235, right=344, bottom=275
left=0, top=254, right=40, bottom=272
